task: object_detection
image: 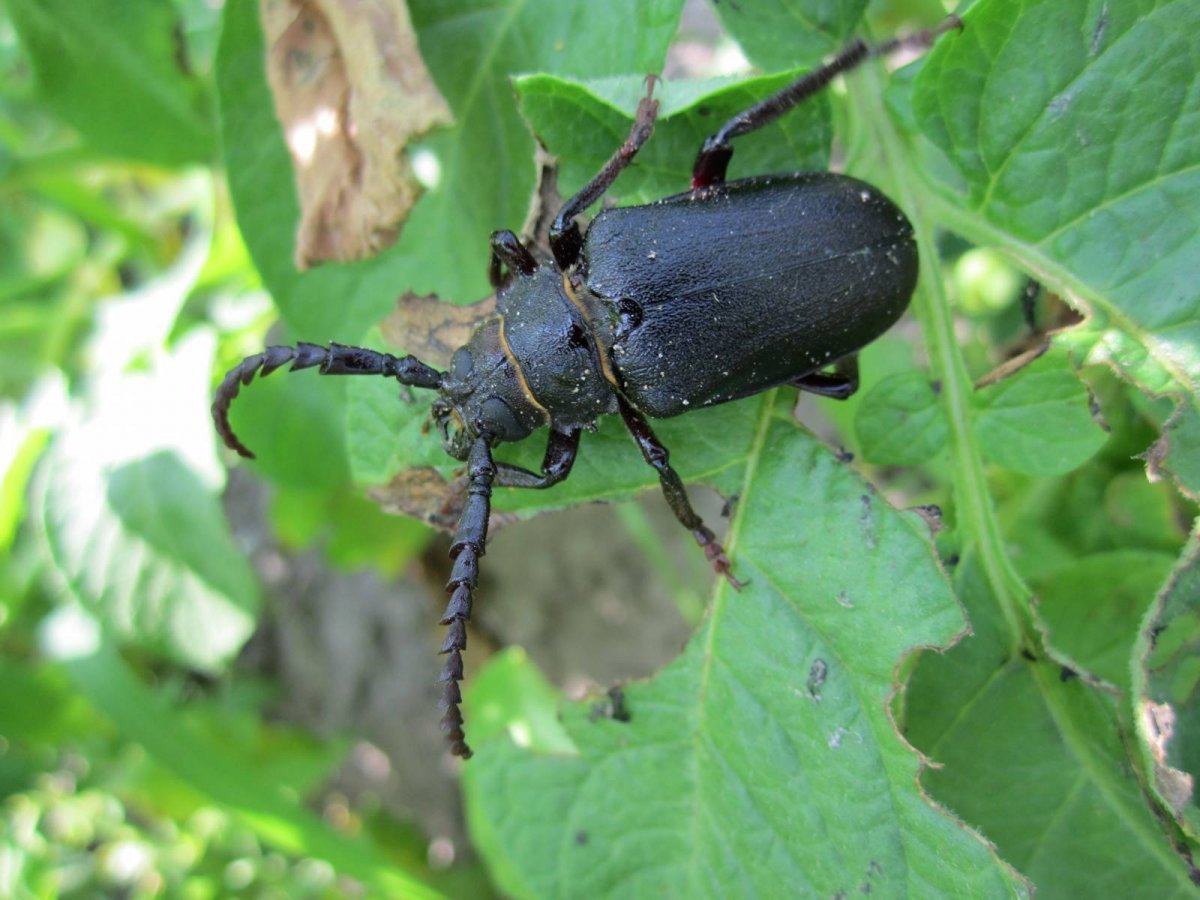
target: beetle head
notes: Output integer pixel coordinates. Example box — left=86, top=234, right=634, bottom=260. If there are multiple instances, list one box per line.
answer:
left=432, top=318, right=547, bottom=458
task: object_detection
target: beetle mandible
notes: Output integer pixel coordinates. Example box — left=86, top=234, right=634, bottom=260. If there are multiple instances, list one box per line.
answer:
left=213, top=18, right=961, bottom=759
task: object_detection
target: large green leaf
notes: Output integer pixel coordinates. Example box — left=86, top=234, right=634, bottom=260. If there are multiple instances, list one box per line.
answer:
left=906, top=558, right=1199, bottom=896
left=463, top=395, right=1025, bottom=898
left=913, top=0, right=1200, bottom=403
left=4, top=0, right=215, bottom=164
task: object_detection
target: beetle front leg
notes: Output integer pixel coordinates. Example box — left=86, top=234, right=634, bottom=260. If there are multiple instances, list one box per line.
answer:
left=617, top=396, right=744, bottom=588
left=691, top=17, right=962, bottom=188
left=549, top=78, right=659, bottom=270
left=439, top=435, right=497, bottom=759
left=493, top=425, right=581, bottom=488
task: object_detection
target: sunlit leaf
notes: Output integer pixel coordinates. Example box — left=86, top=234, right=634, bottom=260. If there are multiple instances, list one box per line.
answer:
left=32, top=336, right=258, bottom=671
left=465, top=396, right=1025, bottom=898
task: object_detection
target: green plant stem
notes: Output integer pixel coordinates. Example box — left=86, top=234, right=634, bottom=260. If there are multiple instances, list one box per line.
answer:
left=847, top=67, right=1034, bottom=653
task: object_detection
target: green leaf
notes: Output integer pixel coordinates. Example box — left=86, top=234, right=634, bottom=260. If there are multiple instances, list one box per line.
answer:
left=32, top=334, right=259, bottom=672
left=515, top=71, right=831, bottom=201
left=218, top=366, right=351, bottom=491
left=0, top=658, right=94, bottom=746
left=906, top=558, right=1200, bottom=895
left=465, top=647, right=576, bottom=755
left=5, top=0, right=215, bottom=165
left=1102, top=470, right=1191, bottom=553
left=1035, top=549, right=1177, bottom=689
left=855, top=370, right=948, bottom=465
left=463, top=395, right=1025, bottom=898
left=1134, top=528, right=1200, bottom=841
left=0, top=412, right=48, bottom=554
left=269, top=486, right=434, bottom=575
left=1148, top=400, right=1200, bottom=501
left=914, top=0, right=1200, bottom=401
left=712, top=0, right=870, bottom=69
left=400, top=0, right=687, bottom=303
left=974, top=351, right=1107, bottom=476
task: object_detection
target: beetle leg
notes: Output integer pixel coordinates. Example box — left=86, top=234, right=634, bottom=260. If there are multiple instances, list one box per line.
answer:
left=439, top=435, right=497, bottom=759
left=213, top=342, right=444, bottom=459
left=691, top=16, right=963, bottom=188
left=617, top=395, right=745, bottom=589
left=493, top=425, right=581, bottom=488
left=792, top=354, right=860, bottom=400
left=488, top=229, right=539, bottom=289
left=549, top=77, right=660, bottom=270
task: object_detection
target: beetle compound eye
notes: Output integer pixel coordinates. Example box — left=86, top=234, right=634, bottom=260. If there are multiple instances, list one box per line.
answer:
left=479, top=397, right=523, bottom=440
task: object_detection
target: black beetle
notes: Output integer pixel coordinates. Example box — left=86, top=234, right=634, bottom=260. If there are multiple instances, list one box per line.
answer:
left=214, top=19, right=960, bottom=758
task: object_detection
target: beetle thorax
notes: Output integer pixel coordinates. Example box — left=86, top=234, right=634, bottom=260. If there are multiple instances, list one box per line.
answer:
left=495, top=267, right=618, bottom=430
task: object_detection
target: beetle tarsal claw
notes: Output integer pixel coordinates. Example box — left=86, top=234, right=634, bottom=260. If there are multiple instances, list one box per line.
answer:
left=692, top=526, right=746, bottom=590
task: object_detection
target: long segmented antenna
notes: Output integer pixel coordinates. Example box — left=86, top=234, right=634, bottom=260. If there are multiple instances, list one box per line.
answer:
left=212, top=342, right=443, bottom=458
left=438, top=435, right=495, bottom=758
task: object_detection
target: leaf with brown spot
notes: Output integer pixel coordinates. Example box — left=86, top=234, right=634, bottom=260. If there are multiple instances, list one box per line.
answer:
left=1134, top=527, right=1200, bottom=844
left=367, top=467, right=519, bottom=535
left=379, top=292, right=495, bottom=369
left=367, top=466, right=462, bottom=533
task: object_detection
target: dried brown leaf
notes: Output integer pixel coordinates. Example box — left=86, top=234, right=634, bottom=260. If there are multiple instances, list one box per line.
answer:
left=260, top=0, right=453, bottom=268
